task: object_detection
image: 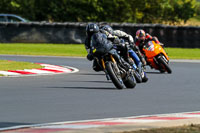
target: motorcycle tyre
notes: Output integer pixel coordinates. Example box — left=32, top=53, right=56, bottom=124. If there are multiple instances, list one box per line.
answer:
left=105, top=62, right=124, bottom=89
left=142, top=71, right=148, bottom=82
left=158, top=57, right=172, bottom=74
left=134, top=71, right=142, bottom=83
left=123, top=75, right=136, bottom=89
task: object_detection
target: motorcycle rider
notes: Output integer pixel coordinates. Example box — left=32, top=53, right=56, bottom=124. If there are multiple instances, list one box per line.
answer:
left=100, top=25, right=146, bottom=74
left=85, top=23, right=102, bottom=71
left=85, top=23, right=131, bottom=72
left=135, top=29, right=163, bottom=52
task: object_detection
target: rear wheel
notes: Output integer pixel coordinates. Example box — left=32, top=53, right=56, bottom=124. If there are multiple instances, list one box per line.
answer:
left=141, top=71, right=148, bottom=82
left=133, top=71, right=142, bottom=83
left=123, top=72, right=136, bottom=88
left=105, top=62, right=124, bottom=89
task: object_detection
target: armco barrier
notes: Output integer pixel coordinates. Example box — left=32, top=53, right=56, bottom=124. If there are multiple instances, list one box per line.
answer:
left=0, top=22, right=200, bottom=48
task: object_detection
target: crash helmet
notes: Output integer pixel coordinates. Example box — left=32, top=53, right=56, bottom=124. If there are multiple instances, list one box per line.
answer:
left=86, top=23, right=99, bottom=36
left=101, top=25, right=113, bottom=34
left=136, top=29, right=146, bottom=41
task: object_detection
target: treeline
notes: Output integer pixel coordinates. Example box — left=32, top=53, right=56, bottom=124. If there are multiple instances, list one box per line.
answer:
left=0, top=0, right=198, bottom=24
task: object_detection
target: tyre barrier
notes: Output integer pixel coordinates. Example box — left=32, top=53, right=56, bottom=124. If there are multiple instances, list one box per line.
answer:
left=0, top=22, right=200, bottom=48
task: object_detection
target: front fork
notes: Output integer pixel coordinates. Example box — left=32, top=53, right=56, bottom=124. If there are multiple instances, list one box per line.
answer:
left=101, top=55, right=120, bottom=80
left=156, top=55, right=168, bottom=70
left=101, top=57, right=111, bottom=80
left=101, top=55, right=117, bottom=70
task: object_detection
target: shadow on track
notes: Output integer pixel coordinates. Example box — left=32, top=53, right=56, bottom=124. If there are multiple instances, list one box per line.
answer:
left=66, top=80, right=111, bottom=84
left=48, top=86, right=118, bottom=90
left=146, top=71, right=164, bottom=74
left=79, top=73, right=105, bottom=76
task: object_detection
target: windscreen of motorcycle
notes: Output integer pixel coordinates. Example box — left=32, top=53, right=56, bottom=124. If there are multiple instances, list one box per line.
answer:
left=145, top=41, right=155, bottom=51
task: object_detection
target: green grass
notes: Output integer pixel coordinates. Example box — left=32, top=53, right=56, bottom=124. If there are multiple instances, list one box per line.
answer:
left=165, top=48, right=200, bottom=59
left=0, top=43, right=199, bottom=60
left=0, top=43, right=87, bottom=57
left=0, top=60, right=43, bottom=71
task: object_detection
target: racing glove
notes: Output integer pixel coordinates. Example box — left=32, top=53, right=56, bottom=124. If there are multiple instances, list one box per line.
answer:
left=87, top=53, right=94, bottom=61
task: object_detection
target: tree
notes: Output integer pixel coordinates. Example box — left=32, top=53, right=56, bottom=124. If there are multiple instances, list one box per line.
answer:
left=0, top=0, right=198, bottom=24
left=173, top=0, right=196, bottom=23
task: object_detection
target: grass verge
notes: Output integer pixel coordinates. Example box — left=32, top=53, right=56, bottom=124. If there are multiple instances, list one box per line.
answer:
left=0, top=43, right=200, bottom=60
left=0, top=43, right=87, bottom=57
left=165, top=48, right=200, bottom=59
left=0, top=60, right=43, bottom=71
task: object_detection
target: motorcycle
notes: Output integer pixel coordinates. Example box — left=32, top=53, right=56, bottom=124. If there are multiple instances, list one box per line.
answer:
left=115, top=39, right=148, bottom=83
left=142, top=41, right=172, bottom=73
left=93, top=48, right=136, bottom=89
left=128, top=50, right=148, bottom=83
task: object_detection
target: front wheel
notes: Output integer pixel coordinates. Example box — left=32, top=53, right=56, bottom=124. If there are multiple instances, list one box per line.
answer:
left=158, top=57, right=172, bottom=74
left=105, top=61, right=124, bottom=89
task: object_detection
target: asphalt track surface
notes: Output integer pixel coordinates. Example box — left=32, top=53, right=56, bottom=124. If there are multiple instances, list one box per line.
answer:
left=0, top=55, right=200, bottom=129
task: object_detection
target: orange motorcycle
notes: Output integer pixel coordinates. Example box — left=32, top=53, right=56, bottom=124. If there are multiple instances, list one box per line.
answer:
left=142, top=41, right=172, bottom=73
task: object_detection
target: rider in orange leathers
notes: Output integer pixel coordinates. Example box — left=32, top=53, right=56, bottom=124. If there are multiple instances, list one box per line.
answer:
left=135, top=29, right=163, bottom=52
